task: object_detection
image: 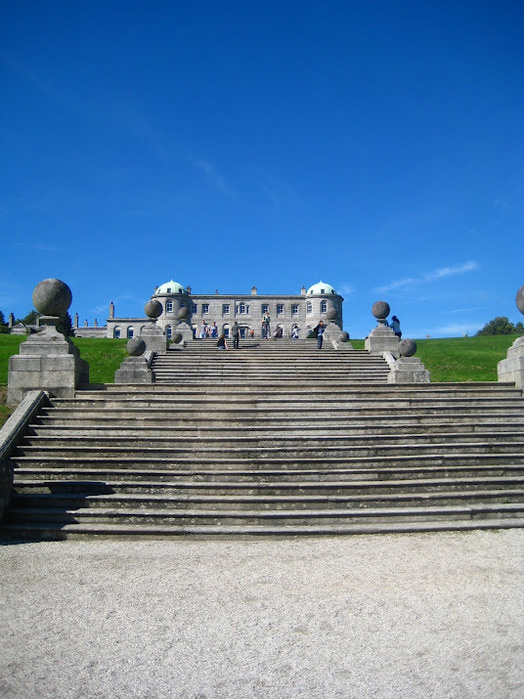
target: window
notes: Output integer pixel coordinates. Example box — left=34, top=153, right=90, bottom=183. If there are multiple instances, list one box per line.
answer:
left=262, top=304, right=269, bottom=314
left=113, top=327, right=121, bottom=339
left=166, top=300, right=173, bottom=312
left=222, top=304, right=230, bottom=314
left=202, top=304, right=209, bottom=314
left=127, top=327, right=134, bottom=338
left=320, top=301, right=327, bottom=313
left=238, top=303, right=249, bottom=314
left=292, top=305, right=299, bottom=315
left=306, top=302, right=312, bottom=314
left=166, top=325, right=172, bottom=339
left=277, top=304, right=284, bottom=315
left=192, top=304, right=197, bottom=314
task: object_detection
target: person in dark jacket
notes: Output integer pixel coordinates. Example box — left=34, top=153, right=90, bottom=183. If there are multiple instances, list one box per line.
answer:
left=231, top=322, right=240, bottom=349
left=390, top=316, right=402, bottom=338
left=313, top=320, right=326, bottom=349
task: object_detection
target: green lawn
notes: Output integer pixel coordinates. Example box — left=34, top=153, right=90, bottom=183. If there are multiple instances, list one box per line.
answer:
left=0, top=333, right=521, bottom=426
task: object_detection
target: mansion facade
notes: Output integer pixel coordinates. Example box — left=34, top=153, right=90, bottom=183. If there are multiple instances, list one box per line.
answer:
left=76, top=280, right=344, bottom=340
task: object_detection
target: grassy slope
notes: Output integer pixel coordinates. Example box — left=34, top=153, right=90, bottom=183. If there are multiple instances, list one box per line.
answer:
left=0, top=334, right=521, bottom=425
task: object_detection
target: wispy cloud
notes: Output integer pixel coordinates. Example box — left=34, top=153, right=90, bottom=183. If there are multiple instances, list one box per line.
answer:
left=1, top=51, right=81, bottom=111
left=377, top=261, right=479, bottom=293
left=194, top=159, right=235, bottom=196
left=257, top=176, right=302, bottom=210
left=338, top=283, right=356, bottom=296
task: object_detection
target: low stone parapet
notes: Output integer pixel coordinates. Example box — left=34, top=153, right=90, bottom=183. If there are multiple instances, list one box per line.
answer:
left=0, top=390, right=50, bottom=520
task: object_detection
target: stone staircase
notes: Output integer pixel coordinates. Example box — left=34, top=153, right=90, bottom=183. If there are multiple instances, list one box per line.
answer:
left=1, top=338, right=524, bottom=539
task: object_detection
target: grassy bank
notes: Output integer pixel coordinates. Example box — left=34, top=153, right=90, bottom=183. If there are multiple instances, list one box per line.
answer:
left=0, top=333, right=521, bottom=426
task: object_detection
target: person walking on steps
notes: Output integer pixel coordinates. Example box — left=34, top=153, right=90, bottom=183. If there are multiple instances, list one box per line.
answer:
left=231, top=321, right=240, bottom=349
left=314, top=320, right=326, bottom=349
left=262, top=312, right=270, bottom=339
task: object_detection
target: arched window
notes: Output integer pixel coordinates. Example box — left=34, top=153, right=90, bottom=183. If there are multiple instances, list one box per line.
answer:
left=320, top=301, right=327, bottom=313
left=127, top=327, right=134, bottom=339
left=113, top=327, right=121, bottom=339
left=165, top=325, right=172, bottom=339
left=166, top=300, right=173, bottom=312
left=306, top=302, right=312, bottom=314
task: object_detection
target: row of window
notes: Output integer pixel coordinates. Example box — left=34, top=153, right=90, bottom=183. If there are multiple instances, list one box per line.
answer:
left=162, top=301, right=330, bottom=315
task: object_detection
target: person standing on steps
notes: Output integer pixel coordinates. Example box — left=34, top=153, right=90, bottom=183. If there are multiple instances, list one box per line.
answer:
left=217, top=333, right=228, bottom=350
left=314, top=320, right=326, bottom=349
left=231, top=321, right=240, bottom=349
left=262, top=311, right=271, bottom=339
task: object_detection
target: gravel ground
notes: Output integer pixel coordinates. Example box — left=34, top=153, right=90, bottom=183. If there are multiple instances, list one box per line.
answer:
left=1, top=530, right=524, bottom=699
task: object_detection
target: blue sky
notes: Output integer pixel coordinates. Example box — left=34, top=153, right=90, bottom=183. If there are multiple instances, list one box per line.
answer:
left=1, top=0, right=523, bottom=338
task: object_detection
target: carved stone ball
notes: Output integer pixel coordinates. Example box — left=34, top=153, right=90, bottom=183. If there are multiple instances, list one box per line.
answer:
left=399, top=338, right=417, bottom=357
left=144, top=299, right=163, bottom=319
left=127, top=337, right=146, bottom=356
left=338, top=331, right=350, bottom=342
left=326, top=308, right=337, bottom=321
left=516, top=284, right=524, bottom=315
left=172, top=331, right=183, bottom=344
left=372, top=301, right=390, bottom=321
left=32, top=278, right=72, bottom=316
left=178, top=306, right=189, bottom=320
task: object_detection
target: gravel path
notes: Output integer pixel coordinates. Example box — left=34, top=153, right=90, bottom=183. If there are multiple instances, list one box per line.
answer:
left=1, top=530, right=524, bottom=698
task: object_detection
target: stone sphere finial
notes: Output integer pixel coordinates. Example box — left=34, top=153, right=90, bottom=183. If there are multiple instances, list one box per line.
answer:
left=145, top=299, right=162, bottom=319
left=32, top=278, right=72, bottom=317
left=399, top=338, right=417, bottom=357
left=127, top=337, right=146, bottom=356
left=372, top=301, right=390, bottom=321
left=172, top=331, right=183, bottom=344
left=178, top=306, right=189, bottom=321
left=326, top=308, right=337, bottom=321
left=338, top=331, right=350, bottom=342
left=516, top=285, right=524, bottom=315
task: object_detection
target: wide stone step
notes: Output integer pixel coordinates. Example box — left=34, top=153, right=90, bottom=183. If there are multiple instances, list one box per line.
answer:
left=13, top=474, right=524, bottom=496
left=12, top=452, right=524, bottom=471
left=15, top=439, right=524, bottom=459
left=7, top=502, right=524, bottom=527
left=4, top=518, right=524, bottom=541
left=26, top=421, right=524, bottom=437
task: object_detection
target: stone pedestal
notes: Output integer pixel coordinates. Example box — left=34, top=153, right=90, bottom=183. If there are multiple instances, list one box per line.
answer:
left=323, top=322, right=352, bottom=350
left=497, top=337, right=524, bottom=388
left=7, top=323, right=89, bottom=404
left=115, top=356, right=154, bottom=384
left=176, top=321, right=193, bottom=344
left=365, top=324, right=400, bottom=357
left=388, top=357, right=430, bottom=383
left=141, top=320, right=168, bottom=354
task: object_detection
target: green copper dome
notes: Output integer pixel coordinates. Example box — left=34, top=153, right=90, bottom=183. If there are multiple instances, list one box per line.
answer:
left=306, top=280, right=337, bottom=295
left=155, top=279, right=186, bottom=295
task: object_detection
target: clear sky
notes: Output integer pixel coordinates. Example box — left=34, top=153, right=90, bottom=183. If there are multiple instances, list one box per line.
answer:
left=1, top=0, right=523, bottom=338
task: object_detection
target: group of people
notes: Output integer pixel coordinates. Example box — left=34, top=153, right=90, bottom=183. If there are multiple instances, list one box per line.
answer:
left=214, top=313, right=402, bottom=351
left=217, top=321, right=241, bottom=350
left=197, top=322, right=218, bottom=339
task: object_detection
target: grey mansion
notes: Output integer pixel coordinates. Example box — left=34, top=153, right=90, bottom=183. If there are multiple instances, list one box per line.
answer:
left=76, top=280, right=344, bottom=340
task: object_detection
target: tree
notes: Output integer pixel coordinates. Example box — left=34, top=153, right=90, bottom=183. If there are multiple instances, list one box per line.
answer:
left=57, top=312, right=74, bottom=337
left=0, top=310, right=8, bottom=334
left=19, top=310, right=40, bottom=326
left=476, top=316, right=521, bottom=336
